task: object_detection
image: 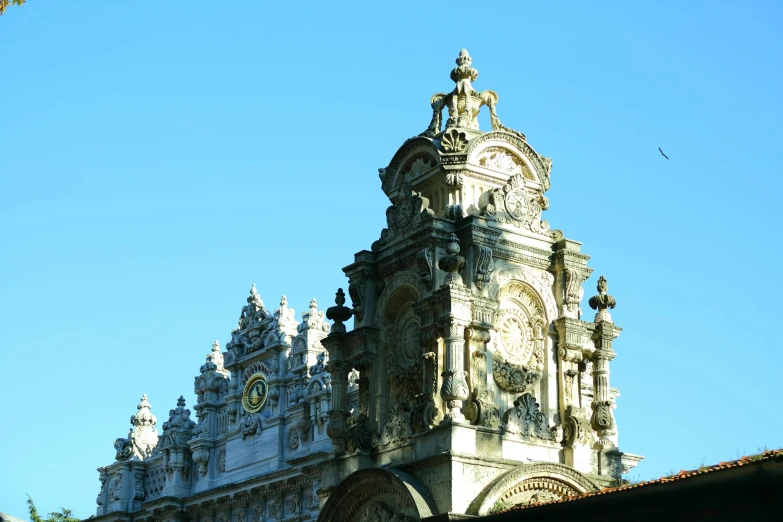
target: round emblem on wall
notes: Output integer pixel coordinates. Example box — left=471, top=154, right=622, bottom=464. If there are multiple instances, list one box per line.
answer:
left=497, top=308, right=534, bottom=366
left=242, top=373, right=268, bottom=413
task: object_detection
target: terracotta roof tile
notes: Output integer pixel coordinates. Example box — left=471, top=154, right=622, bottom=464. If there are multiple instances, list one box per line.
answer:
left=498, top=448, right=783, bottom=514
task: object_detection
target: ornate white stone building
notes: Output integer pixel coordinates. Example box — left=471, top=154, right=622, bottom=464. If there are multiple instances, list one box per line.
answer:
left=91, top=50, right=642, bottom=522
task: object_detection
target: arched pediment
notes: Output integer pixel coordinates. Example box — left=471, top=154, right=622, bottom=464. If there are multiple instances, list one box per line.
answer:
left=382, top=137, right=441, bottom=199
left=467, top=462, right=600, bottom=515
left=488, top=266, right=557, bottom=324
left=466, top=131, right=552, bottom=191
left=317, top=468, right=437, bottom=522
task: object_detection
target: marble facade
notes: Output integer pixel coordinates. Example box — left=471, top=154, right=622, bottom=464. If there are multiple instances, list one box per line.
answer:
left=90, top=50, right=642, bottom=522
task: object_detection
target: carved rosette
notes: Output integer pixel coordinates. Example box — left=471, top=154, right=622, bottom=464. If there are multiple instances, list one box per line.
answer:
left=492, top=351, right=541, bottom=394
left=483, top=173, right=549, bottom=234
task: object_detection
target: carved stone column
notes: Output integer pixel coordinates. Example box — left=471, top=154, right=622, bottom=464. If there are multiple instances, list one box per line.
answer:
left=589, top=276, right=620, bottom=448
left=323, top=288, right=354, bottom=453
left=440, top=320, right=470, bottom=421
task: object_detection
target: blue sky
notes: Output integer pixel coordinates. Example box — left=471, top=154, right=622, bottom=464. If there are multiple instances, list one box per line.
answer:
left=2, top=1, right=782, bottom=518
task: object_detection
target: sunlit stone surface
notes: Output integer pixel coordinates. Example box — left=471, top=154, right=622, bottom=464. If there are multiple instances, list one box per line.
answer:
left=90, top=50, right=642, bottom=522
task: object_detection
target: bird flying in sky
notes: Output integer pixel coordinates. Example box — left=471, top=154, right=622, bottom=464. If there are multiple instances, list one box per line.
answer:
left=658, top=147, right=670, bottom=160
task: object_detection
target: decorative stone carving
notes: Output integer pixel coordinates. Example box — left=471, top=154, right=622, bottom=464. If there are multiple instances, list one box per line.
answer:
left=326, top=288, right=352, bottom=334
left=483, top=173, right=549, bottom=234
left=502, top=393, right=554, bottom=440
left=326, top=409, right=349, bottom=450
left=217, top=449, right=226, bottom=473
left=309, top=351, right=326, bottom=376
left=465, top=388, right=499, bottom=429
left=192, top=448, right=209, bottom=477
left=423, top=49, right=520, bottom=137
left=158, top=396, right=196, bottom=449
left=563, top=406, right=594, bottom=447
left=240, top=413, right=262, bottom=439
left=286, top=426, right=299, bottom=450
left=440, top=369, right=469, bottom=420
left=410, top=398, right=439, bottom=434
left=416, top=248, right=434, bottom=290
left=380, top=402, right=412, bottom=445
left=345, top=413, right=377, bottom=453
left=474, top=245, right=494, bottom=290
left=348, top=281, right=365, bottom=321
left=438, top=234, right=466, bottom=286
left=563, top=268, right=583, bottom=313
left=492, top=351, right=541, bottom=393
left=113, top=394, right=159, bottom=461
left=588, top=275, right=616, bottom=323
left=374, top=178, right=435, bottom=250
left=441, top=128, right=468, bottom=153
left=359, top=501, right=416, bottom=522
left=286, top=496, right=299, bottom=515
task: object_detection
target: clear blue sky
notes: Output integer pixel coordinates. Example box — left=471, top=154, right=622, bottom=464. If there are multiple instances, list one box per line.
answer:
left=2, top=1, right=782, bottom=518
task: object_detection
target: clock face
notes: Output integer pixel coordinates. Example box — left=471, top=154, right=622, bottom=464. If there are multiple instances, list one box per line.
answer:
left=242, top=374, right=268, bottom=413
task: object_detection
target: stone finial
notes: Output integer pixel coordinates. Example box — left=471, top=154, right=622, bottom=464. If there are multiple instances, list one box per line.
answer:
left=423, top=49, right=522, bottom=138
left=299, top=298, right=329, bottom=333
left=132, top=394, right=157, bottom=429
left=200, top=340, right=226, bottom=374
left=450, top=48, right=478, bottom=95
left=239, top=284, right=268, bottom=330
left=588, top=276, right=617, bottom=323
left=438, top=234, right=466, bottom=286
left=326, top=288, right=352, bottom=334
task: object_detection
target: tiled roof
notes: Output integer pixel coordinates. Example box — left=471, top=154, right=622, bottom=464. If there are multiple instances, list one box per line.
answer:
left=501, top=448, right=783, bottom=514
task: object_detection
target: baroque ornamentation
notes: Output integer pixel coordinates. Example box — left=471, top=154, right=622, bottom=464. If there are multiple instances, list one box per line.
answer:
left=240, top=413, right=262, bottom=439
left=359, top=501, right=417, bottom=522
left=381, top=402, right=412, bottom=445
left=492, top=351, right=541, bottom=393
left=375, top=178, right=435, bottom=250
left=441, top=128, right=469, bottom=152
left=465, top=389, right=500, bottom=429
left=502, top=393, right=555, bottom=440
left=192, top=448, right=209, bottom=477
left=423, top=49, right=521, bottom=137
left=438, top=234, right=466, bottom=286
left=416, top=248, right=434, bottom=290
left=564, top=268, right=583, bottom=313
left=242, top=373, right=268, bottom=414
left=113, top=394, right=159, bottom=461
left=286, top=426, right=299, bottom=450
left=483, top=173, right=550, bottom=234
left=217, top=449, right=226, bottom=473
left=563, top=406, right=594, bottom=447
left=588, top=276, right=617, bottom=323
left=345, top=414, right=378, bottom=453
left=474, top=245, right=494, bottom=290
left=348, top=280, right=365, bottom=321
left=326, top=288, right=353, bottom=334
left=158, top=396, right=196, bottom=450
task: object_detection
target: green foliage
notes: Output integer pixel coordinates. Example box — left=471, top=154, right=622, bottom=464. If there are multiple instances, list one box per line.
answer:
left=0, top=0, right=26, bottom=15
left=26, top=496, right=81, bottom=522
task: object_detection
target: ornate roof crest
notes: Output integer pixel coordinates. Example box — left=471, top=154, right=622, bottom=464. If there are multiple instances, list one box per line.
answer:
left=423, top=49, right=525, bottom=139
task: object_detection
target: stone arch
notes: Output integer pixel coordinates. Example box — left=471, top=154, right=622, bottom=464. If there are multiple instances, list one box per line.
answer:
left=318, top=468, right=437, bottom=522
left=382, top=137, right=441, bottom=197
left=466, top=131, right=552, bottom=191
left=488, top=266, right=557, bottom=324
left=374, top=272, right=425, bottom=327
left=467, top=462, right=600, bottom=516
